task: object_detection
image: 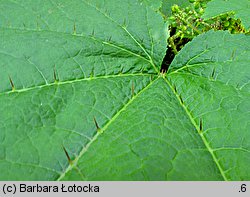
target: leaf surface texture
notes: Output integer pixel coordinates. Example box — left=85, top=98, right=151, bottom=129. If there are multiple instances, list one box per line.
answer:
left=0, top=0, right=249, bottom=181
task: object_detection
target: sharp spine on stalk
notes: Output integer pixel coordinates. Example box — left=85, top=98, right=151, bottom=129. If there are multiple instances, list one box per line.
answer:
left=93, top=117, right=100, bottom=131
left=73, top=22, right=76, bottom=35
left=179, top=94, right=184, bottom=104
left=62, top=145, right=72, bottom=165
left=131, top=82, right=135, bottom=97
left=53, top=67, right=58, bottom=82
left=199, top=118, right=203, bottom=132
left=9, top=76, right=15, bottom=91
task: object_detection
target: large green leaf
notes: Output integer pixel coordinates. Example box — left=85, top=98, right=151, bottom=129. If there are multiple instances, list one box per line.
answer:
left=0, top=0, right=250, bottom=181
left=203, top=0, right=250, bottom=30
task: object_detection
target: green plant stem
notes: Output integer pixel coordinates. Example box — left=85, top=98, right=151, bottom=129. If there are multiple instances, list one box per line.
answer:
left=168, top=36, right=178, bottom=55
left=176, top=14, right=202, bottom=35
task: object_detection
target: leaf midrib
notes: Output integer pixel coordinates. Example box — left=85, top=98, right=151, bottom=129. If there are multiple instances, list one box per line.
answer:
left=55, top=74, right=229, bottom=181
left=1, top=27, right=151, bottom=64
left=57, top=76, right=159, bottom=180
left=163, top=76, right=228, bottom=181
left=169, top=72, right=250, bottom=93
left=80, top=0, right=158, bottom=72
left=0, top=73, right=153, bottom=95
left=2, top=0, right=159, bottom=73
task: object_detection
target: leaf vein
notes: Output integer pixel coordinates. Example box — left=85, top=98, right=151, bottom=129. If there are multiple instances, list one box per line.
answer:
left=56, top=76, right=159, bottom=180
left=0, top=73, right=153, bottom=96
left=1, top=27, right=151, bottom=65
left=79, top=0, right=157, bottom=72
left=164, top=76, right=228, bottom=181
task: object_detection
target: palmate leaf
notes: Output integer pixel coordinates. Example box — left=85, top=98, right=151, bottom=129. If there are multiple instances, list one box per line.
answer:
left=203, top=0, right=250, bottom=30
left=0, top=0, right=249, bottom=181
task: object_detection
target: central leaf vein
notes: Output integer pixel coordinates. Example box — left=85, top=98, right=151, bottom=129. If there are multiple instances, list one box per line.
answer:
left=0, top=73, right=153, bottom=96
left=163, top=76, right=228, bottom=181
left=57, top=76, right=159, bottom=180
